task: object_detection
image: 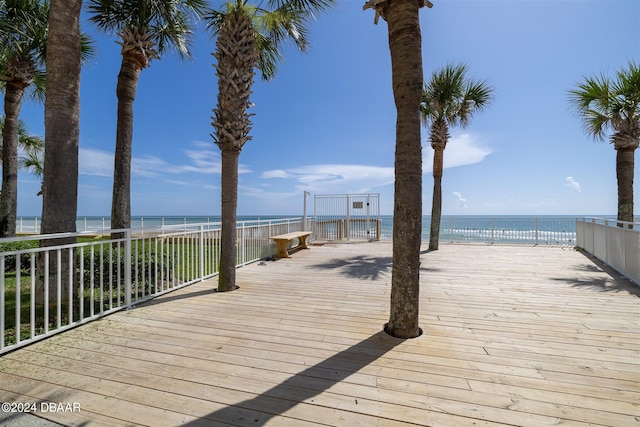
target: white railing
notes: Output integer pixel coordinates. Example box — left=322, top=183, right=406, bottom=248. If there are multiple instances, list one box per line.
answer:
left=16, top=216, right=253, bottom=234
left=370, top=216, right=577, bottom=246
left=0, top=217, right=310, bottom=355
left=576, top=217, right=640, bottom=286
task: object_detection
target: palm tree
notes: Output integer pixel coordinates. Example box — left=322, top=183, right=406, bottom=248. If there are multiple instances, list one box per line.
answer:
left=363, top=0, right=431, bottom=338
left=37, top=0, right=83, bottom=307
left=0, top=0, right=47, bottom=237
left=569, top=61, right=640, bottom=224
left=205, top=0, right=333, bottom=292
left=420, top=63, right=492, bottom=250
left=87, top=0, right=207, bottom=236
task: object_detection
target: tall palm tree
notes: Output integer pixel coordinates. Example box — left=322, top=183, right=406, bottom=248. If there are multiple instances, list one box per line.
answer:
left=569, top=61, right=640, bottom=224
left=0, top=0, right=47, bottom=237
left=37, top=0, right=83, bottom=306
left=87, top=0, right=207, bottom=236
left=420, top=63, right=492, bottom=250
left=363, top=0, right=431, bottom=338
left=205, top=0, right=333, bottom=292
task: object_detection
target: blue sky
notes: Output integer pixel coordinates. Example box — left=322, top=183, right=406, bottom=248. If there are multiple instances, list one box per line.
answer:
left=12, top=0, right=640, bottom=217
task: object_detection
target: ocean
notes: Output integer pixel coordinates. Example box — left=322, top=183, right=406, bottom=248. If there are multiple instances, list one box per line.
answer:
left=351, top=215, right=593, bottom=246
left=14, top=214, right=627, bottom=247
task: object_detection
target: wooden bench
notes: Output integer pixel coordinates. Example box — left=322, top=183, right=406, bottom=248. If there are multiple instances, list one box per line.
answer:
left=270, top=231, right=312, bottom=258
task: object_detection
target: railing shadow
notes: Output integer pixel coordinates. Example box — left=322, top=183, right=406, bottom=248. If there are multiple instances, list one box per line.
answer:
left=181, top=331, right=404, bottom=426
left=134, top=287, right=218, bottom=307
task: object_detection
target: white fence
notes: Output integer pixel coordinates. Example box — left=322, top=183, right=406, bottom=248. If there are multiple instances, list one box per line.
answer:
left=576, top=217, right=640, bottom=286
left=0, top=217, right=309, bottom=355
left=370, top=216, right=578, bottom=246
left=16, top=216, right=236, bottom=234
left=313, top=194, right=381, bottom=241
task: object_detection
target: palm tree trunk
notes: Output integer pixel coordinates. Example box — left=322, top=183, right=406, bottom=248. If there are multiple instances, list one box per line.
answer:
left=385, top=0, right=423, bottom=339
left=616, top=147, right=635, bottom=224
left=218, top=148, right=239, bottom=292
left=429, top=177, right=442, bottom=249
left=0, top=83, right=25, bottom=237
left=41, top=0, right=81, bottom=236
left=39, top=0, right=82, bottom=305
left=212, top=8, right=257, bottom=292
left=111, top=57, right=140, bottom=237
left=429, top=147, right=444, bottom=250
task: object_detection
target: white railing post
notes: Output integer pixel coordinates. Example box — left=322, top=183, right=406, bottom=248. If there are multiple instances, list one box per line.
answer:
left=622, top=222, right=627, bottom=275
left=605, top=219, right=610, bottom=265
left=199, top=224, right=205, bottom=280
left=1, top=257, right=4, bottom=349
left=303, top=191, right=309, bottom=231
left=241, top=224, right=246, bottom=266
left=591, top=218, right=595, bottom=253
left=125, top=229, right=132, bottom=309
left=491, top=217, right=495, bottom=244
left=67, top=248, right=73, bottom=323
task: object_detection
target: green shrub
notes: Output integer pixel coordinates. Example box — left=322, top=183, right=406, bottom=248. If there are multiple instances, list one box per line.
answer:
left=0, top=240, right=39, bottom=272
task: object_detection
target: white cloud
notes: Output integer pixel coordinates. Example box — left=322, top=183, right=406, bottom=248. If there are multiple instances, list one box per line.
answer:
left=79, top=148, right=113, bottom=177
left=261, top=164, right=394, bottom=194
left=251, top=134, right=491, bottom=211
left=261, top=169, right=291, bottom=179
left=132, top=156, right=171, bottom=177
left=424, top=133, right=492, bottom=173
left=165, top=179, right=217, bottom=190
left=79, top=141, right=250, bottom=178
left=565, top=176, right=581, bottom=192
left=452, top=191, right=468, bottom=208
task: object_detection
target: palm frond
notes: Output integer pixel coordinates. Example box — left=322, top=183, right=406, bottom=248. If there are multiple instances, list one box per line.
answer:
left=421, top=63, right=493, bottom=130
left=267, top=0, right=334, bottom=20
left=19, top=148, right=44, bottom=178
left=0, top=115, right=44, bottom=164
left=254, top=31, right=282, bottom=80
left=150, top=13, right=193, bottom=59
left=268, top=6, right=310, bottom=51
left=458, top=78, right=493, bottom=127
left=79, top=32, right=97, bottom=64
left=568, top=73, right=615, bottom=142
left=87, top=0, right=206, bottom=58
left=205, top=0, right=333, bottom=80
left=569, top=61, right=640, bottom=149
left=0, top=0, right=48, bottom=77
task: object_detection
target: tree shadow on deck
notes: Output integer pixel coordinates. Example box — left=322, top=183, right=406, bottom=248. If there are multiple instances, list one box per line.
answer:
left=181, top=331, right=404, bottom=426
left=551, top=251, right=640, bottom=297
left=307, top=254, right=439, bottom=281
left=308, top=255, right=393, bottom=280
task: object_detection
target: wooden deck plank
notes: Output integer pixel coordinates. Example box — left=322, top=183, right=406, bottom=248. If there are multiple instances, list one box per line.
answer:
left=1, top=243, right=639, bottom=426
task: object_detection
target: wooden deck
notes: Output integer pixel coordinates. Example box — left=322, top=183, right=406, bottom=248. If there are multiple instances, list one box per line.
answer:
left=0, top=242, right=638, bottom=426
